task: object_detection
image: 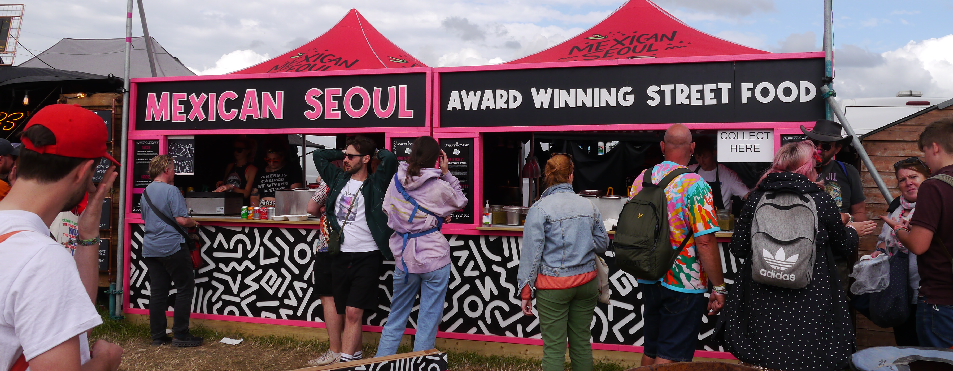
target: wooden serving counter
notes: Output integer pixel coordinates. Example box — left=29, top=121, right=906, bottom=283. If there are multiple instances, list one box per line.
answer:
left=475, top=225, right=734, bottom=239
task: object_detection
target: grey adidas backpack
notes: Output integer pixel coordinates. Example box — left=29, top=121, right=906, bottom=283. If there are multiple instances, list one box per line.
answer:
left=750, top=191, right=818, bottom=289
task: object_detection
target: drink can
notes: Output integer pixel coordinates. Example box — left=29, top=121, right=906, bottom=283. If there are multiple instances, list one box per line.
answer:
left=252, top=207, right=259, bottom=220
left=259, top=206, right=269, bottom=220
left=240, top=206, right=248, bottom=219
left=267, top=207, right=276, bottom=220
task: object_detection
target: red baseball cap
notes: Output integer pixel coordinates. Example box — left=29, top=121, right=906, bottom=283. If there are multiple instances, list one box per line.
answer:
left=21, top=104, right=119, bottom=166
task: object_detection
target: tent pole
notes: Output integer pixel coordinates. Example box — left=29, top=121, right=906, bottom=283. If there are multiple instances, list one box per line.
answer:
left=821, top=86, right=893, bottom=203
left=823, top=0, right=833, bottom=120
left=136, top=0, right=158, bottom=77
left=113, top=0, right=134, bottom=320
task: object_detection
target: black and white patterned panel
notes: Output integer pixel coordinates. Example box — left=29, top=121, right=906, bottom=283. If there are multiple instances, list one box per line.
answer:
left=437, top=234, right=742, bottom=351
left=128, top=224, right=395, bottom=324
left=128, top=226, right=742, bottom=351
left=341, top=352, right=448, bottom=371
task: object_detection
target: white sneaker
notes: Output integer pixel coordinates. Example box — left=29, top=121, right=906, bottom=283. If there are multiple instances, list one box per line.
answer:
left=308, top=350, right=342, bottom=366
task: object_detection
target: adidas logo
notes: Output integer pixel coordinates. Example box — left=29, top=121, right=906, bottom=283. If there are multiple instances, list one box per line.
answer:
left=762, top=248, right=799, bottom=271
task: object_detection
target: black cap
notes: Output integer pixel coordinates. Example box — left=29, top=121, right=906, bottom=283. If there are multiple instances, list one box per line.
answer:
left=800, top=119, right=851, bottom=142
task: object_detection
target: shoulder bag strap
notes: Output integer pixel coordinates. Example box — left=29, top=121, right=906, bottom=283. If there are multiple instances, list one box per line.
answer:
left=393, top=174, right=442, bottom=227
left=835, top=160, right=852, bottom=190
left=660, top=168, right=693, bottom=252
left=143, top=188, right=191, bottom=242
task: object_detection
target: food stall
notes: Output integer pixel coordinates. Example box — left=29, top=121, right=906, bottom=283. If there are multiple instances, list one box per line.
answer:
left=122, top=68, right=431, bottom=325
left=120, top=47, right=827, bottom=366
left=430, top=51, right=827, bottom=356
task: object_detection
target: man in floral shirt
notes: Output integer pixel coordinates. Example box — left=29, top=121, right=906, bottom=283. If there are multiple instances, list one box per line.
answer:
left=629, top=124, right=726, bottom=365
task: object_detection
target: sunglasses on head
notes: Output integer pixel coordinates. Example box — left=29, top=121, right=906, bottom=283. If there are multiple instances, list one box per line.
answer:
left=894, top=157, right=928, bottom=171
left=551, top=152, right=573, bottom=161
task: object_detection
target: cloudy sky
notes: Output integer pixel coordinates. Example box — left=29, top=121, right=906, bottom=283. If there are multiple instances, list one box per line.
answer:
left=13, top=0, right=953, bottom=99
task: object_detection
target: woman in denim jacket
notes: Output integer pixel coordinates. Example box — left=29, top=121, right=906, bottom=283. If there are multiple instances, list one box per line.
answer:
left=517, top=154, right=609, bottom=371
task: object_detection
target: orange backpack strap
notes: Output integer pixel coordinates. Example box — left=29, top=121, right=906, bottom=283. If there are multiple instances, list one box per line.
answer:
left=1, top=231, right=27, bottom=371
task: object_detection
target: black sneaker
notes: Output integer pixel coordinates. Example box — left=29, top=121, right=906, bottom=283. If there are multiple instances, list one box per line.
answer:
left=151, top=336, right=172, bottom=346
left=171, top=334, right=204, bottom=347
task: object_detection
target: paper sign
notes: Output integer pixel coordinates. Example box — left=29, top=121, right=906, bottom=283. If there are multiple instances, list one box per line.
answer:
left=717, top=130, right=774, bottom=162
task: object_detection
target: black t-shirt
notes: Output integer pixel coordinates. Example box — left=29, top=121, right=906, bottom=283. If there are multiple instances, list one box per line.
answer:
left=816, top=160, right=865, bottom=213
left=253, top=165, right=303, bottom=198
left=910, top=164, right=953, bottom=305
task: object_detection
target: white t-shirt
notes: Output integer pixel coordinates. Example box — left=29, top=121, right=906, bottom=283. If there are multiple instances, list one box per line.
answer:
left=692, top=164, right=750, bottom=214
left=335, top=179, right=377, bottom=253
left=0, top=210, right=101, bottom=369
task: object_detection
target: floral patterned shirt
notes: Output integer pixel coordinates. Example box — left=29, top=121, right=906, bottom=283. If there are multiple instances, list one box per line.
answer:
left=629, top=161, right=720, bottom=293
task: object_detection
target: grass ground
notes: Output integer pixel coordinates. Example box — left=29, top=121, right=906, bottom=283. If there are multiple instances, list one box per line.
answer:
left=89, top=312, right=631, bottom=371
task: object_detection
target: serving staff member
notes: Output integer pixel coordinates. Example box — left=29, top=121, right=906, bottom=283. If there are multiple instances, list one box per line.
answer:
left=213, top=137, right=258, bottom=205
left=250, top=148, right=303, bottom=207
left=691, top=136, right=749, bottom=215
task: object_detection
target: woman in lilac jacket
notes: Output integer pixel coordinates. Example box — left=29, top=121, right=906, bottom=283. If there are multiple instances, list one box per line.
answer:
left=375, top=136, right=468, bottom=356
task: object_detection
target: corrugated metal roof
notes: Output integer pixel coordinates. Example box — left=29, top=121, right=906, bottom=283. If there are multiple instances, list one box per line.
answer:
left=17, top=37, right=194, bottom=78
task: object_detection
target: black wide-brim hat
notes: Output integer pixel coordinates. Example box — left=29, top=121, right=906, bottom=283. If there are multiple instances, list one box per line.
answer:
left=801, top=119, right=851, bottom=142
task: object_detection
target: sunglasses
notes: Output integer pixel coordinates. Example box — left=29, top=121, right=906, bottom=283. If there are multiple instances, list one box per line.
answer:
left=551, top=152, right=574, bottom=161
left=894, top=157, right=929, bottom=171
left=344, top=153, right=365, bottom=160
left=810, top=140, right=834, bottom=151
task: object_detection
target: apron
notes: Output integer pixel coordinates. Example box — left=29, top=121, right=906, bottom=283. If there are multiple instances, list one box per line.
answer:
left=693, top=164, right=725, bottom=210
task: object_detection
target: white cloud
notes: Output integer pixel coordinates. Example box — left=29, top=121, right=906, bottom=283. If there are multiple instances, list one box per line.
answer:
left=191, top=49, right=270, bottom=75
left=890, top=10, right=920, bottom=16
left=835, top=35, right=953, bottom=99
left=714, top=30, right=765, bottom=49
left=653, top=0, right=774, bottom=16
left=437, top=48, right=497, bottom=67
left=773, top=31, right=818, bottom=53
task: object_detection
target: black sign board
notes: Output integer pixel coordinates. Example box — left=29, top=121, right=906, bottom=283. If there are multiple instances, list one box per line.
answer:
left=440, top=138, right=474, bottom=224
left=168, top=137, right=195, bottom=175
left=100, top=198, right=111, bottom=230
left=93, top=110, right=113, bottom=141
left=98, top=239, right=109, bottom=272
left=132, top=193, right=142, bottom=214
left=92, top=157, right=111, bottom=183
left=439, top=58, right=825, bottom=127
left=391, top=137, right=415, bottom=163
left=134, top=140, right=159, bottom=188
left=780, top=134, right=809, bottom=146
left=135, top=72, right=428, bottom=130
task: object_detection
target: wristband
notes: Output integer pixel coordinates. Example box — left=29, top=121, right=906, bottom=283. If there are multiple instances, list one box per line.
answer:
left=71, top=238, right=99, bottom=246
left=896, top=226, right=910, bottom=233
left=846, top=213, right=853, bottom=224
left=712, top=284, right=728, bottom=295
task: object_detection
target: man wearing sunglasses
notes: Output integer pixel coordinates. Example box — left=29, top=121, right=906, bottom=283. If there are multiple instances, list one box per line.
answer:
left=312, top=135, right=397, bottom=364
left=801, top=120, right=877, bottom=295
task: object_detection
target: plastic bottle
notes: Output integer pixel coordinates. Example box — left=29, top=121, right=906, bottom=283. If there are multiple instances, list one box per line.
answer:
left=483, top=200, right=491, bottom=226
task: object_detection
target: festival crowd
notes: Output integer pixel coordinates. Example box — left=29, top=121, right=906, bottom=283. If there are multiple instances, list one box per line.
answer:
left=1, top=104, right=952, bottom=371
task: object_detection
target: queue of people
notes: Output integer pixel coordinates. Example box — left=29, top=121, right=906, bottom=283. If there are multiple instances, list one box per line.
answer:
left=3, top=105, right=953, bottom=371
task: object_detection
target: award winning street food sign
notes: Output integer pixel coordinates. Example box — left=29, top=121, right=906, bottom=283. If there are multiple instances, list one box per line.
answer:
left=134, top=72, right=428, bottom=130
left=439, top=57, right=826, bottom=127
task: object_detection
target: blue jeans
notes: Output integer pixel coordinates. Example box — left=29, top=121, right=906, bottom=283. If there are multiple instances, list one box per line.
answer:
left=641, top=282, right=708, bottom=362
left=376, top=264, right=451, bottom=357
left=917, top=298, right=953, bottom=348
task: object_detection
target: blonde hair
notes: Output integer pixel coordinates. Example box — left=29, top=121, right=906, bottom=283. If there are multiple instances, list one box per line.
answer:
left=149, top=155, right=174, bottom=179
left=544, top=154, right=574, bottom=188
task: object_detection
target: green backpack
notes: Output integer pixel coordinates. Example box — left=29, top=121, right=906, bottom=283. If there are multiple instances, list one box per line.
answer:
left=614, top=167, right=690, bottom=280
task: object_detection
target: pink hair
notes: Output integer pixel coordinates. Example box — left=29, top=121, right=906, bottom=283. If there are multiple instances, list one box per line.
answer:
left=756, top=140, right=818, bottom=187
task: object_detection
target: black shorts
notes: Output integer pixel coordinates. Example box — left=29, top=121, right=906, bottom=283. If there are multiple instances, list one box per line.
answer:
left=331, top=251, right=383, bottom=314
left=313, top=252, right=334, bottom=297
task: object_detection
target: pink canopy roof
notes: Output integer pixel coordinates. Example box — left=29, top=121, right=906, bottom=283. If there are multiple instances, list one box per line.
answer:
left=233, top=9, right=427, bottom=74
left=507, top=0, right=767, bottom=64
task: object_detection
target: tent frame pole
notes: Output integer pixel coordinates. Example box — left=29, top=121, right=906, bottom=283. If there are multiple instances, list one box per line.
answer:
left=114, top=0, right=134, bottom=320
left=136, top=0, right=158, bottom=77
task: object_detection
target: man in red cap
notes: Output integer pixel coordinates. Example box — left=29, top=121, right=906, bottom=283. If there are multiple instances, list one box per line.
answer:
left=0, top=104, right=122, bottom=371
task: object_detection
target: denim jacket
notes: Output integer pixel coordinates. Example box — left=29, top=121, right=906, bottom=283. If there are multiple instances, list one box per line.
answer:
left=516, top=183, right=609, bottom=297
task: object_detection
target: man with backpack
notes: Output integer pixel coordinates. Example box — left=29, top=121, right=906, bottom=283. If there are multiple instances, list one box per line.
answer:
left=625, top=124, right=726, bottom=365
left=888, top=118, right=953, bottom=348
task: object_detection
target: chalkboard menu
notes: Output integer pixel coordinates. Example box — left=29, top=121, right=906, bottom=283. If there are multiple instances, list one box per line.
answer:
left=440, top=138, right=474, bottom=224
left=92, top=157, right=111, bottom=183
left=134, top=140, right=159, bottom=188
left=93, top=110, right=113, bottom=141
left=391, top=138, right=415, bottom=162
left=98, top=239, right=109, bottom=272
left=781, top=134, right=808, bottom=146
left=132, top=193, right=142, bottom=214
left=100, top=198, right=111, bottom=230
left=168, top=136, right=195, bottom=175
